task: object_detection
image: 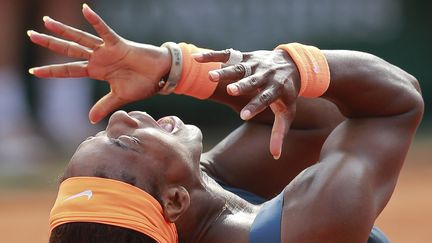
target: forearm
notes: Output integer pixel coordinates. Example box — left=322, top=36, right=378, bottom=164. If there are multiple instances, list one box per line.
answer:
left=168, top=43, right=343, bottom=130
left=210, top=84, right=344, bottom=130
left=169, top=45, right=422, bottom=132
left=321, top=50, right=423, bottom=118
left=206, top=52, right=343, bottom=129
left=207, top=48, right=422, bottom=122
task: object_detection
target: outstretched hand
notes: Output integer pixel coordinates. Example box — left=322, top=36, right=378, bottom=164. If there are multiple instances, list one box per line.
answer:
left=194, top=50, right=300, bottom=159
left=28, top=4, right=171, bottom=123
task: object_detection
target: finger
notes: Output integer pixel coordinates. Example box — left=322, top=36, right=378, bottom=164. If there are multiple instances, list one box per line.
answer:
left=29, top=61, right=88, bottom=78
left=227, top=75, right=266, bottom=96
left=240, top=86, right=280, bottom=120
left=28, top=30, right=91, bottom=59
left=89, top=92, right=128, bottom=124
left=269, top=101, right=293, bottom=160
left=82, top=4, right=120, bottom=46
left=192, top=49, right=231, bottom=63
left=208, top=63, right=248, bottom=82
left=43, top=16, right=103, bottom=49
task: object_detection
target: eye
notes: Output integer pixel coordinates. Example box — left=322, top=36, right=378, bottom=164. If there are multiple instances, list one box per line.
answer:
left=130, top=136, right=141, bottom=144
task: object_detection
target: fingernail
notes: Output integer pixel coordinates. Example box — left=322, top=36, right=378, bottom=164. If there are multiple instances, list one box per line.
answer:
left=209, top=71, right=220, bottom=81
left=227, top=84, right=239, bottom=95
left=28, top=68, right=35, bottom=75
left=83, top=3, right=89, bottom=9
left=273, top=154, right=281, bottom=160
left=26, top=30, right=33, bottom=37
left=89, top=114, right=97, bottom=124
left=240, top=110, right=251, bottom=120
left=42, top=16, right=50, bottom=22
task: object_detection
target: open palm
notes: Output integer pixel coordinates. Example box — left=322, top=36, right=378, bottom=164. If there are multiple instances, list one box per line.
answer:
left=29, top=4, right=170, bottom=123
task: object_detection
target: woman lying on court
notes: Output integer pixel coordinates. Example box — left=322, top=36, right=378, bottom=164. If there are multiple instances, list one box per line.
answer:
left=28, top=4, right=423, bottom=243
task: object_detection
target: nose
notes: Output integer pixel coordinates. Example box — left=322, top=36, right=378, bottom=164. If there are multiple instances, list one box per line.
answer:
left=106, top=111, right=140, bottom=137
left=111, top=111, right=140, bottom=127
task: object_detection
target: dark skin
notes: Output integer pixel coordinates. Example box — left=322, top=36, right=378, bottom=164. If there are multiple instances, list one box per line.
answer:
left=197, top=50, right=424, bottom=242
left=29, top=4, right=424, bottom=243
left=201, top=50, right=344, bottom=197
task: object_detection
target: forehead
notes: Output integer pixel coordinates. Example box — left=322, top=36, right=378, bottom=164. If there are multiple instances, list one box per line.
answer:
left=65, top=136, right=161, bottom=182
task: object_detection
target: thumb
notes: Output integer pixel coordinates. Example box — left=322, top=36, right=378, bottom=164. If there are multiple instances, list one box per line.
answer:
left=89, top=92, right=127, bottom=124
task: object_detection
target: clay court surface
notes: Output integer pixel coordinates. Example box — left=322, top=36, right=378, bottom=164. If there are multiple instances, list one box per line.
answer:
left=1, top=139, right=431, bottom=243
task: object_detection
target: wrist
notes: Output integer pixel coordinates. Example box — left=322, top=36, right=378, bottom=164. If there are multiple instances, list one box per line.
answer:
left=173, top=43, right=220, bottom=99
left=159, top=42, right=183, bottom=95
left=275, top=49, right=301, bottom=96
left=157, top=42, right=221, bottom=99
left=159, top=46, right=172, bottom=79
left=275, top=43, right=330, bottom=98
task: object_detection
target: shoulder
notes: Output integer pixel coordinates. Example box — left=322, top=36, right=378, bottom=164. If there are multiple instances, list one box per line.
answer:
left=280, top=163, right=374, bottom=242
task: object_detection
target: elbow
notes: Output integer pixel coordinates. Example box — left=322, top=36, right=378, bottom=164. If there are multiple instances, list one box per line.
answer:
left=404, top=74, right=424, bottom=127
left=409, top=74, right=422, bottom=95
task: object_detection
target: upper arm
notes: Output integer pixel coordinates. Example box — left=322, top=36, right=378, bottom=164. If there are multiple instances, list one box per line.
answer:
left=279, top=50, right=424, bottom=242
left=280, top=111, right=422, bottom=242
left=319, top=111, right=421, bottom=213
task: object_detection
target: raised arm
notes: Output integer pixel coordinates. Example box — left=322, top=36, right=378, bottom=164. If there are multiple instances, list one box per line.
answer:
left=195, top=46, right=423, bottom=241
left=27, top=5, right=284, bottom=125
left=281, top=50, right=423, bottom=242
left=28, top=5, right=342, bottom=160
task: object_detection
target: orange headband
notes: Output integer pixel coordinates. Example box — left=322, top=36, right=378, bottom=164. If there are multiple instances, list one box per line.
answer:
left=174, top=43, right=221, bottom=99
left=49, top=177, right=178, bottom=243
left=276, top=43, right=330, bottom=98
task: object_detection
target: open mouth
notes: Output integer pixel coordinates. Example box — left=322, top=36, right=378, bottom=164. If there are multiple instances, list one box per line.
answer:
left=157, top=116, right=183, bottom=133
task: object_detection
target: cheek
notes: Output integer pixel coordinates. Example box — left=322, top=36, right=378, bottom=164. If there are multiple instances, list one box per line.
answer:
left=191, top=141, right=203, bottom=162
left=133, top=155, right=165, bottom=184
left=184, top=125, right=203, bottom=144
left=182, top=126, right=203, bottom=160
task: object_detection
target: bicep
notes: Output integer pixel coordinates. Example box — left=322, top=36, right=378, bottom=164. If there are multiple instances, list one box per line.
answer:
left=281, top=114, right=418, bottom=242
left=320, top=114, right=417, bottom=213
left=281, top=162, right=376, bottom=243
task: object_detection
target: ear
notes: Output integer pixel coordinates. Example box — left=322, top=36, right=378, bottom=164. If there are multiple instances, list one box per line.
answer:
left=161, top=186, right=190, bottom=222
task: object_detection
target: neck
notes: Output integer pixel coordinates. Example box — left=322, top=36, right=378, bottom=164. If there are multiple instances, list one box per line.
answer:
left=175, top=173, right=258, bottom=243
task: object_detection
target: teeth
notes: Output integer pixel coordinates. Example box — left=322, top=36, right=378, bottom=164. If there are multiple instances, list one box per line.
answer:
left=157, top=117, right=175, bottom=133
left=161, top=122, right=173, bottom=132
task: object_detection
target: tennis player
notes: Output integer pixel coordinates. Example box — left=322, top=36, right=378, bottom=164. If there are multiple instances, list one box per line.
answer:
left=28, top=4, right=423, bottom=243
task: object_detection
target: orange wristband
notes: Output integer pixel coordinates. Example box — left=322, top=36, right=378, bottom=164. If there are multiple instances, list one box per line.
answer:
left=275, top=43, right=330, bottom=98
left=174, top=43, right=221, bottom=99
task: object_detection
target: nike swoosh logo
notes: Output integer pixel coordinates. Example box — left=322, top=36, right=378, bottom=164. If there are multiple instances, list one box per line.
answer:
left=313, top=64, right=320, bottom=74
left=64, top=189, right=93, bottom=201
left=312, top=59, right=320, bottom=74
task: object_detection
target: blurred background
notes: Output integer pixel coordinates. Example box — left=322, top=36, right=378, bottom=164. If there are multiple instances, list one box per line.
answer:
left=0, top=0, right=430, bottom=242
